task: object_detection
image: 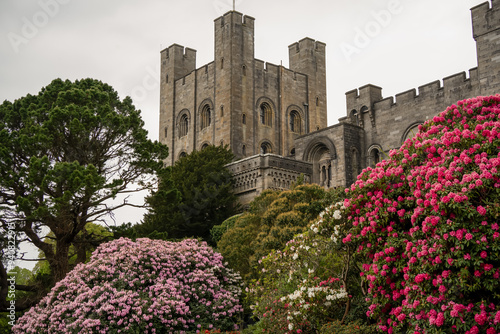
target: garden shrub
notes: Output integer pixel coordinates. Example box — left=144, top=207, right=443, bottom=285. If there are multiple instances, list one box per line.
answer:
left=342, top=96, right=500, bottom=333
left=13, top=238, right=243, bottom=333
left=319, top=320, right=379, bottom=334
left=211, top=214, right=243, bottom=244
left=247, top=202, right=365, bottom=333
left=216, top=184, right=339, bottom=280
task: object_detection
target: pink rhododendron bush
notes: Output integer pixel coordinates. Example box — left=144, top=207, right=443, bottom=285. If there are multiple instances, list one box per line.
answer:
left=343, top=96, right=500, bottom=333
left=12, top=238, right=243, bottom=333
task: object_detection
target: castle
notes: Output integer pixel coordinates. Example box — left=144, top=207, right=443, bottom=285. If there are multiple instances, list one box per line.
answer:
left=159, top=1, right=500, bottom=205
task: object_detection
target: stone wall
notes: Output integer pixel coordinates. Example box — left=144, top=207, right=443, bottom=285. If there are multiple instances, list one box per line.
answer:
left=159, top=11, right=326, bottom=166
left=226, top=154, right=313, bottom=206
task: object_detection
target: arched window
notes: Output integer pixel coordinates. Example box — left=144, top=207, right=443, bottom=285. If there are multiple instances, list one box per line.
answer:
left=290, top=110, right=302, bottom=134
left=290, top=148, right=296, bottom=156
left=179, top=151, right=187, bottom=159
left=179, top=114, right=189, bottom=138
left=402, top=123, right=422, bottom=145
left=242, top=145, right=246, bottom=156
left=242, top=113, right=246, bottom=124
left=201, top=143, right=209, bottom=150
left=369, top=147, right=381, bottom=167
left=260, top=103, right=272, bottom=127
left=350, top=110, right=359, bottom=125
left=201, top=105, right=211, bottom=129
left=220, top=105, right=224, bottom=117
left=260, top=141, right=272, bottom=154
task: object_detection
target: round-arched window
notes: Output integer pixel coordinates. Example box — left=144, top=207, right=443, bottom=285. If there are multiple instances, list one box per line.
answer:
left=260, top=103, right=272, bottom=127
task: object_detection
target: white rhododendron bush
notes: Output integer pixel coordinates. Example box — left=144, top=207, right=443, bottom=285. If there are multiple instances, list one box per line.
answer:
left=13, top=238, right=243, bottom=333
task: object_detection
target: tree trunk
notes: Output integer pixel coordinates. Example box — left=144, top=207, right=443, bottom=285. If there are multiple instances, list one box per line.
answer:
left=50, top=240, right=71, bottom=283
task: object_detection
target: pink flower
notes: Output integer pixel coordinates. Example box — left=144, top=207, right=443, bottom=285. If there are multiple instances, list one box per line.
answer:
left=480, top=251, right=487, bottom=259
left=469, top=326, right=480, bottom=334
left=435, top=312, right=444, bottom=326
left=477, top=206, right=487, bottom=215
left=475, top=312, right=488, bottom=326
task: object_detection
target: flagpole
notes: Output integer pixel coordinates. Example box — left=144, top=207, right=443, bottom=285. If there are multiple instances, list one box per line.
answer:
left=233, top=0, right=235, bottom=11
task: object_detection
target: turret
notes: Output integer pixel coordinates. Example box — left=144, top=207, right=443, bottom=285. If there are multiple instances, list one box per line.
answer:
left=472, top=0, right=500, bottom=95
left=159, top=44, right=197, bottom=165
left=288, top=38, right=327, bottom=132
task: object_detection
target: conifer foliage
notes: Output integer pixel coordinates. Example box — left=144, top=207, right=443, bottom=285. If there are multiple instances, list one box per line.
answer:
left=0, top=78, right=168, bottom=310
left=138, top=145, right=238, bottom=243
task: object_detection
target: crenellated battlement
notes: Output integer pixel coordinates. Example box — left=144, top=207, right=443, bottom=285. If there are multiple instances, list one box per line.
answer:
left=214, top=11, right=255, bottom=28
left=472, top=1, right=499, bottom=38
left=288, top=37, right=326, bottom=55
left=161, top=44, right=197, bottom=83
left=161, top=44, right=196, bottom=61
left=253, top=59, right=308, bottom=81
left=345, top=84, right=383, bottom=113
left=346, top=69, right=479, bottom=115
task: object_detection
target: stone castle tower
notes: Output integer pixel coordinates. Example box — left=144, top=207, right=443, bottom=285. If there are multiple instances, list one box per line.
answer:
left=160, top=1, right=500, bottom=205
left=159, top=11, right=326, bottom=166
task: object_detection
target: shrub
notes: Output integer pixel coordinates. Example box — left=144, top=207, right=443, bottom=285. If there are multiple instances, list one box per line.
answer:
left=319, top=320, right=378, bottom=334
left=343, top=96, right=500, bottom=333
left=13, top=238, right=243, bottom=333
left=247, top=202, right=362, bottom=333
left=216, top=184, right=338, bottom=280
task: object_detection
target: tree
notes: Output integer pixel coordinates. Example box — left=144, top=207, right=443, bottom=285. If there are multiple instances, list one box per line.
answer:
left=138, top=145, right=238, bottom=243
left=13, top=238, right=243, bottom=333
left=0, top=78, right=168, bottom=312
left=32, top=222, right=113, bottom=277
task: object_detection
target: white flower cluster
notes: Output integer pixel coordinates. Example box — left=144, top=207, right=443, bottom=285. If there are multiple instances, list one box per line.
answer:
left=281, top=286, right=348, bottom=305
left=326, top=289, right=348, bottom=301
left=331, top=224, right=341, bottom=244
left=312, top=202, right=344, bottom=235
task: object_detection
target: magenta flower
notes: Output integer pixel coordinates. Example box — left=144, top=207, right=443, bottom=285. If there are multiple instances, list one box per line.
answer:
left=342, top=96, right=500, bottom=333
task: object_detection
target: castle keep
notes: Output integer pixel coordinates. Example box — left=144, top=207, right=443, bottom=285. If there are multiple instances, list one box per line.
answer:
left=160, top=1, right=500, bottom=205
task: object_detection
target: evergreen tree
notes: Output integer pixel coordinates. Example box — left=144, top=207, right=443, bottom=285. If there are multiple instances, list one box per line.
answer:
left=0, top=78, right=168, bottom=311
left=139, top=145, right=238, bottom=243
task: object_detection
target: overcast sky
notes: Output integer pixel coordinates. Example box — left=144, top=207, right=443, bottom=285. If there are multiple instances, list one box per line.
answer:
left=0, top=0, right=490, bottom=266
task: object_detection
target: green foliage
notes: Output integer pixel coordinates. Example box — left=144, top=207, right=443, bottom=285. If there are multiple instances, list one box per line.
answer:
left=33, top=222, right=113, bottom=275
left=216, top=184, right=343, bottom=280
left=138, top=145, right=239, bottom=244
left=319, top=320, right=379, bottom=334
left=211, top=214, right=242, bottom=244
left=0, top=78, right=168, bottom=310
left=247, top=202, right=364, bottom=333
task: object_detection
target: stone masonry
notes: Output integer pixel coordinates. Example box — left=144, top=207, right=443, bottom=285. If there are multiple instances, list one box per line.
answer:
left=159, top=1, right=500, bottom=205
